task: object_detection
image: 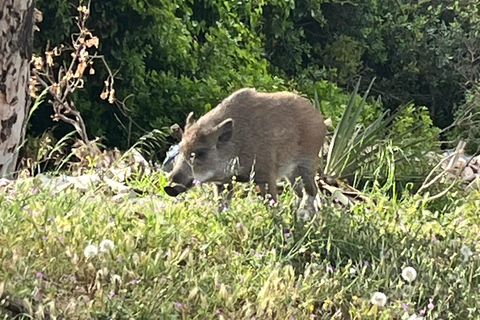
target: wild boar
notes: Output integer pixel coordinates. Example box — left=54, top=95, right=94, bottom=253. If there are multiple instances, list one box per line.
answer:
left=163, top=88, right=326, bottom=220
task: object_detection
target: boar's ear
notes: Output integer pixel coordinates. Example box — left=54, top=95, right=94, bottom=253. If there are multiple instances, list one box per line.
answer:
left=185, top=112, right=196, bottom=130
left=215, top=118, right=234, bottom=143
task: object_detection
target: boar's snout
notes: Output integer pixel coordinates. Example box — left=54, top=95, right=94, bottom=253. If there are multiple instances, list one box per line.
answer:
left=164, top=184, right=187, bottom=197
left=164, top=166, right=194, bottom=197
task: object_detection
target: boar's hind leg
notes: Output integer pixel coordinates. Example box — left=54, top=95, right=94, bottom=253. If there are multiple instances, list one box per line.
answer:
left=296, top=163, right=318, bottom=221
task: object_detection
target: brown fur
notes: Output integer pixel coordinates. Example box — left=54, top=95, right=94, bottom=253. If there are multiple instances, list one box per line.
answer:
left=164, top=88, right=326, bottom=219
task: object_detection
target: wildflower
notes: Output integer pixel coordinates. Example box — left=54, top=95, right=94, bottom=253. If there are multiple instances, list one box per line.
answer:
left=117, top=255, right=123, bottom=262
left=216, top=309, right=222, bottom=314
left=131, top=279, right=138, bottom=284
left=193, top=179, right=201, bottom=186
left=111, top=274, right=122, bottom=284
left=401, top=266, right=418, bottom=283
left=370, top=292, right=387, bottom=307
left=401, top=303, right=410, bottom=310
left=84, top=244, right=98, bottom=259
left=419, top=309, right=426, bottom=315
left=36, top=272, right=43, bottom=278
left=70, top=275, right=77, bottom=282
left=327, top=265, right=334, bottom=273
left=408, top=315, right=424, bottom=320
left=109, top=291, right=115, bottom=297
left=461, top=245, right=473, bottom=262
left=32, top=187, right=39, bottom=194
left=48, top=216, right=54, bottom=222
left=237, top=222, right=243, bottom=228
left=99, top=239, right=115, bottom=253
left=173, top=301, right=183, bottom=309
left=269, top=198, right=277, bottom=206
left=431, top=235, right=438, bottom=243
left=364, top=261, right=370, bottom=266
left=427, top=298, right=434, bottom=310
left=284, top=230, right=291, bottom=238
left=349, top=267, right=356, bottom=275
left=132, top=252, right=140, bottom=264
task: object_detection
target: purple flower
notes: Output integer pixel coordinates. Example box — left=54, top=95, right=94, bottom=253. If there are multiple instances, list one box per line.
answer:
left=109, top=291, right=115, bottom=297
left=428, top=298, right=434, bottom=309
left=193, top=179, right=201, bottom=186
left=117, top=256, right=123, bottom=262
left=109, top=215, right=114, bottom=224
left=70, top=275, right=77, bottom=282
left=269, top=198, right=276, bottom=206
left=32, top=188, right=39, bottom=194
left=327, top=265, right=334, bottom=273
left=431, top=235, right=438, bottom=243
left=173, top=301, right=183, bottom=309
left=419, top=309, right=426, bottom=315
left=284, top=231, right=291, bottom=238
left=48, top=216, right=54, bottom=222
left=131, top=279, right=138, bottom=284
left=51, top=190, right=56, bottom=196
left=216, top=309, right=222, bottom=314
left=36, top=272, right=43, bottom=278
left=401, top=303, right=410, bottom=310
left=237, top=222, right=243, bottom=228
left=364, top=260, right=370, bottom=266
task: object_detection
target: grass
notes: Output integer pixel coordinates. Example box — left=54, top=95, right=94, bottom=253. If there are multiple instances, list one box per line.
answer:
left=1, top=170, right=480, bottom=319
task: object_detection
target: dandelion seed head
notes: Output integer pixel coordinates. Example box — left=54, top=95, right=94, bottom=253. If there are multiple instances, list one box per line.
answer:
left=401, top=266, right=418, bottom=283
left=370, top=291, right=387, bottom=307
left=84, top=244, right=98, bottom=259
left=99, top=239, right=115, bottom=253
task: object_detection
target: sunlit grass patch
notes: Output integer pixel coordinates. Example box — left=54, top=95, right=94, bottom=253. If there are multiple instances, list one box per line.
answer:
left=1, top=172, right=480, bottom=319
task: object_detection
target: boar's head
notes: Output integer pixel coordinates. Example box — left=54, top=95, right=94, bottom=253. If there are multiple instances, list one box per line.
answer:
left=164, top=112, right=234, bottom=197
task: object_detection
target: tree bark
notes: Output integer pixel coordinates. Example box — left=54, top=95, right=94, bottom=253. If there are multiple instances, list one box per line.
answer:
left=0, top=0, right=35, bottom=178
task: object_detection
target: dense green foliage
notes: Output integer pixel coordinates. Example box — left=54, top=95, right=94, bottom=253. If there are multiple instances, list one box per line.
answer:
left=32, top=0, right=476, bottom=154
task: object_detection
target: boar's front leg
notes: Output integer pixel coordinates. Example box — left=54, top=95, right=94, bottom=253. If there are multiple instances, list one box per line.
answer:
left=256, top=173, right=278, bottom=204
left=214, top=183, right=234, bottom=212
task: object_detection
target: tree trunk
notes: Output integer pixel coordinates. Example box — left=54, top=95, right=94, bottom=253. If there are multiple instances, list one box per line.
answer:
left=0, top=0, right=34, bottom=178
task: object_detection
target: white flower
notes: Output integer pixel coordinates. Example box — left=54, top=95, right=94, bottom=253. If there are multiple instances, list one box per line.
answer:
left=408, top=314, right=424, bottom=320
left=370, top=291, right=387, bottom=307
left=84, top=244, right=98, bottom=259
left=349, top=267, right=356, bottom=275
left=401, top=266, right=418, bottom=283
left=461, top=245, right=473, bottom=262
left=111, top=274, right=122, bottom=284
left=99, top=239, right=115, bottom=253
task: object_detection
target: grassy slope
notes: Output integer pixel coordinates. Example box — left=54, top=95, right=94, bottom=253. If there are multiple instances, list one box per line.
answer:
left=1, top=171, right=480, bottom=319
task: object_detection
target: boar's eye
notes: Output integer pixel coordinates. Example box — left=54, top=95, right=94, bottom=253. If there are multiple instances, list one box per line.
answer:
left=190, top=149, right=208, bottom=162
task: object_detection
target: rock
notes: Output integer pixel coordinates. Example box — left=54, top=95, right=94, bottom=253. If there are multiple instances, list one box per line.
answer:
left=461, top=166, right=476, bottom=181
